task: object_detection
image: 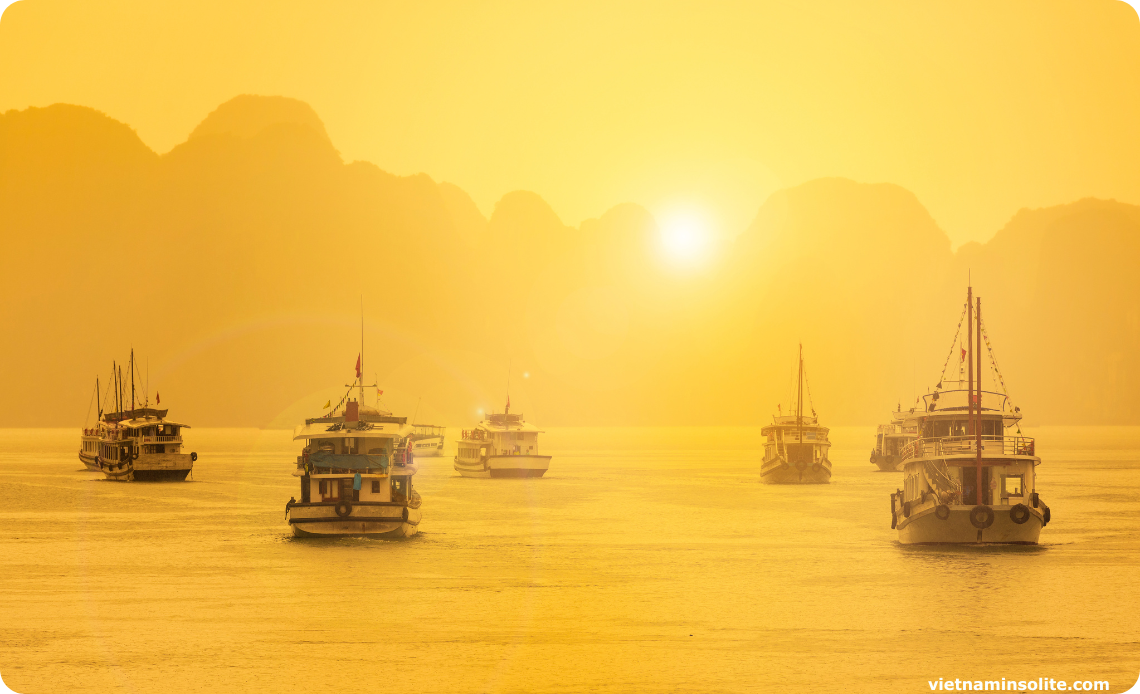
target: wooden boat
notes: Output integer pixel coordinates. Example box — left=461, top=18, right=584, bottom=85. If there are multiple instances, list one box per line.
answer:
left=890, top=286, right=1050, bottom=544
left=285, top=352, right=421, bottom=538
left=869, top=407, right=917, bottom=472
left=760, top=345, right=832, bottom=484
left=85, top=352, right=196, bottom=481
left=455, top=400, right=550, bottom=478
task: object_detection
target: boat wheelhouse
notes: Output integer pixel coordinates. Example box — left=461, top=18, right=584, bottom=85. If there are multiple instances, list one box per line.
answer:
left=890, top=287, right=1050, bottom=544
left=454, top=403, right=550, bottom=478
left=285, top=357, right=422, bottom=538
left=870, top=408, right=918, bottom=472
left=760, top=345, right=832, bottom=484
left=409, top=424, right=446, bottom=457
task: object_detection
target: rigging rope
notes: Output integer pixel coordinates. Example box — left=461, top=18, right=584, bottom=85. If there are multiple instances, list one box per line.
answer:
left=84, top=381, right=97, bottom=427
left=936, top=303, right=968, bottom=389
left=979, top=314, right=1017, bottom=416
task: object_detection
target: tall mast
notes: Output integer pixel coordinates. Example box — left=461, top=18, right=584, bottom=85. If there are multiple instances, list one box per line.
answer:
left=96, top=378, right=102, bottom=420
left=967, top=286, right=973, bottom=436
left=130, top=349, right=136, bottom=413
left=359, top=297, right=365, bottom=405
left=797, top=343, right=804, bottom=445
left=976, top=297, right=984, bottom=506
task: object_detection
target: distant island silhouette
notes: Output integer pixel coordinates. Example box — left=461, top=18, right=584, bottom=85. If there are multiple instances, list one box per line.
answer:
left=1, top=95, right=1137, bottom=426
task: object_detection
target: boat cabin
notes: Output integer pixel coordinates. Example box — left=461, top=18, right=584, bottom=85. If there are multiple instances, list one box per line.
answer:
left=761, top=416, right=830, bottom=467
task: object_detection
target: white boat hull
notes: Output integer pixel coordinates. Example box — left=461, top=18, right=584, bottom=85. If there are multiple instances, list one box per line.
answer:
left=760, top=455, right=832, bottom=484
left=454, top=454, right=551, bottom=478
left=897, top=502, right=1045, bottom=544
left=287, top=501, right=421, bottom=538
left=411, top=436, right=444, bottom=457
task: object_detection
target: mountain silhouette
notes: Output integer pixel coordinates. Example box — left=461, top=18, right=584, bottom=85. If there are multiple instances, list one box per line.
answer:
left=1, top=95, right=1137, bottom=426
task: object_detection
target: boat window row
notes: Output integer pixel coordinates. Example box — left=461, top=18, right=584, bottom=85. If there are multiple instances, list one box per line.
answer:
left=921, top=418, right=1003, bottom=438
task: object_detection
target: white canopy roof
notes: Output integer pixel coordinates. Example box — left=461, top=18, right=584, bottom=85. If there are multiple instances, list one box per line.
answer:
left=293, top=422, right=412, bottom=441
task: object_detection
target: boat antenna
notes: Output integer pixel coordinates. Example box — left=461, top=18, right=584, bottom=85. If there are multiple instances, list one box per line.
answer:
left=505, top=359, right=512, bottom=415
left=145, top=357, right=149, bottom=408
left=96, top=376, right=102, bottom=420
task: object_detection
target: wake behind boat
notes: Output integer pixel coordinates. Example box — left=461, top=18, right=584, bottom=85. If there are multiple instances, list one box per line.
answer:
left=760, top=345, right=832, bottom=484
left=455, top=398, right=551, bottom=478
left=889, top=286, right=1050, bottom=544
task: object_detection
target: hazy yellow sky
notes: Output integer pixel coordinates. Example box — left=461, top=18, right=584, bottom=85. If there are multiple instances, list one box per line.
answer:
left=2, top=0, right=1140, bottom=244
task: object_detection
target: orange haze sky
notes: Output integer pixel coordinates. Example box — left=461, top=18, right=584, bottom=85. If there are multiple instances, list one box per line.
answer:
left=3, top=0, right=1140, bottom=245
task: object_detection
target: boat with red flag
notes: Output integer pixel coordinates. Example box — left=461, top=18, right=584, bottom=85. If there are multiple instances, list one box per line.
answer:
left=889, top=285, right=1050, bottom=544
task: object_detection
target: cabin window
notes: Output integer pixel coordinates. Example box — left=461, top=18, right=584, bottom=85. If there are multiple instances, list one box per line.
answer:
left=1001, top=475, right=1023, bottom=498
left=371, top=480, right=380, bottom=493
left=318, top=479, right=328, bottom=496
left=933, top=420, right=952, bottom=438
left=391, top=477, right=407, bottom=504
left=952, top=420, right=968, bottom=437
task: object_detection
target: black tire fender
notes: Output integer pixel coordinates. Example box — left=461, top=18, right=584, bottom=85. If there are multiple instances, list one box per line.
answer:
left=935, top=504, right=950, bottom=520
left=1030, top=492, right=1040, bottom=508
left=190, top=451, right=198, bottom=462
left=335, top=501, right=352, bottom=518
left=1009, top=503, right=1030, bottom=525
left=902, top=501, right=912, bottom=519
left=1043, top=505, right=1051, bottom=526
left=969, top=505, right=995, bottom=529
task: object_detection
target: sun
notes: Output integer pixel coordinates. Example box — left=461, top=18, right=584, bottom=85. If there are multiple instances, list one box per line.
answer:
left=658, top=211, right=712, bottom=268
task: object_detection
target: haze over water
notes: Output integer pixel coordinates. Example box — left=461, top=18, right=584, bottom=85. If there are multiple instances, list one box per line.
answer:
left=1, top=427, right=1137, bottom=694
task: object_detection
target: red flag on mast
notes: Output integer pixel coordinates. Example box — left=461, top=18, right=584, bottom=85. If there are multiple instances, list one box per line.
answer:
left=156, top=392, right=160, bottom=404
left=355, top=354, right=362, bottom=379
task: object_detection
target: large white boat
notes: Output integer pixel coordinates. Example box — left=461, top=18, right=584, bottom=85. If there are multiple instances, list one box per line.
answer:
left=409, top=424, right=446, bottom=457
left=760, top=345, right=832, bottom=484
left=454, top=401, right=551, bottom=478
left=869, top=407, right=918, bottom=472
left=285, top=370, right=421, bottom=538
left=83, top=354, right=197, bottom=481
left=890, top=286, right=1051, bottom=544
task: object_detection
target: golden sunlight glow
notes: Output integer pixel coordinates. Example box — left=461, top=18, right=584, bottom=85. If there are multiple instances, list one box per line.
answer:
left=658, top=210, right=712, bottom=268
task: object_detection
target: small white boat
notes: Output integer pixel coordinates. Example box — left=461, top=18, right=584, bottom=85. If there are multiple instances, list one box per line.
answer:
left=454, top=401, right=550, bottom=478
left=890, top=286, right=1050, bottom=544
left=869, top=407, right=917, bottom=472
left=285, top=363, right=421, bottom=538
left=761, top=345, right=832, bottom=484
left=409, top=424, right=446, bottom=457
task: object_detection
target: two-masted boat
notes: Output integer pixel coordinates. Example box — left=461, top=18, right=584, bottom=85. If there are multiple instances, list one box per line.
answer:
left=869, top=407, right=918, bottom=472
left=409, top=423, right=446, bottom=457
left=890, top=287, right=1050, bottom=544
left=80, top=355, right=196, bottom=481
left=454, top=400, right=551, bottom=478
left=285, top=371, right=422, bottom=538
left=760, top=345, right=832, bottom=484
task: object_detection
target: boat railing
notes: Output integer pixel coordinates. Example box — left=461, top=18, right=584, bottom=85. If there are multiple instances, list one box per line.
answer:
left=900, top=435, right=1036, bottom=461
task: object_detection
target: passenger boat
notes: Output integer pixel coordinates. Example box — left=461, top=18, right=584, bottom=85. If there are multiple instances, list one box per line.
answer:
left=890, top=286, right=1051, bottom=544
left=85, top=353, right=197, bottom=481
left=454, top=400, right=551, bottom=478
left=285, top=361, right=421, bottom=538
left=760, top=345, right=832, bottom=484
left=409, top=424, right=446, bottom=457
left=869, top=407, right=918, bottom=472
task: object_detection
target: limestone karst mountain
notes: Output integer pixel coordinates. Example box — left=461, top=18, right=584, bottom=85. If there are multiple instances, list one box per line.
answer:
left=0, top=95, right=1137, bottom=426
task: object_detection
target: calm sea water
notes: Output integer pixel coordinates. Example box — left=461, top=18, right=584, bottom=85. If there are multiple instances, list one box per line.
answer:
left=0, top=426, right=1138, bottom=694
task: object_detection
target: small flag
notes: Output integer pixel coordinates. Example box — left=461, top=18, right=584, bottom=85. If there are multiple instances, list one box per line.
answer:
left=960, top=347, right=967, bottom=361
left=323, top=400, right=331, bottom=409
left=156, top=392, right=160, bottom=404
left=355, top=354, right=362, bottom=379
left=377, top=388, right=383, bottom=396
